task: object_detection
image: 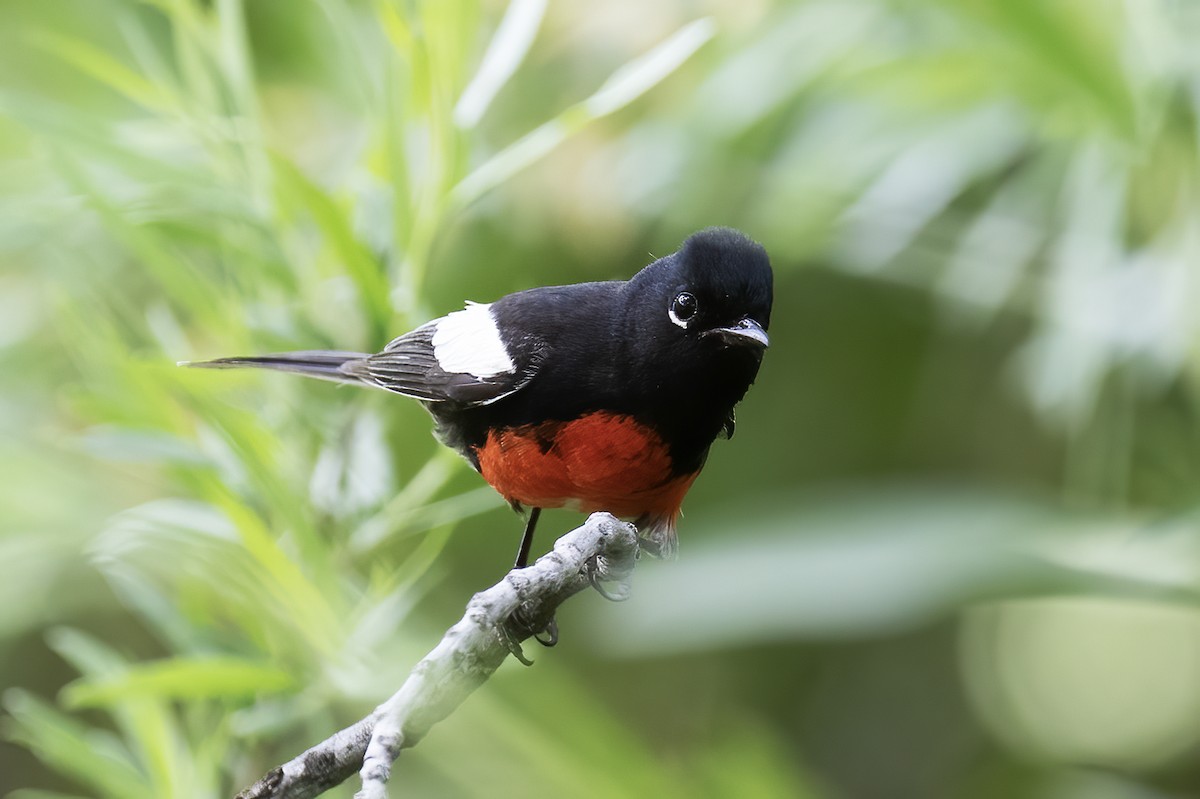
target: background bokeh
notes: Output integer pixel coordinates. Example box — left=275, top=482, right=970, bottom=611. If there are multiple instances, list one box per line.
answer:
left=4, top=0, right=1200, bottom=797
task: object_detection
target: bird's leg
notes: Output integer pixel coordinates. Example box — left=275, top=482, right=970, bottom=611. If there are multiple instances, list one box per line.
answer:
left=513, top=506, right=540, bottom=569
left=506, top=506, right=558, bottom=649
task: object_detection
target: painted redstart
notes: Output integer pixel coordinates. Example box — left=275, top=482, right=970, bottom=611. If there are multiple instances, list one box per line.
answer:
left=190, top=227, right=772, bottom=570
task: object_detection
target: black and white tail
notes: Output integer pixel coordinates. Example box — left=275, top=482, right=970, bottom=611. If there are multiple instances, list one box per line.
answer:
left=182, top=351, right=370, bottom=384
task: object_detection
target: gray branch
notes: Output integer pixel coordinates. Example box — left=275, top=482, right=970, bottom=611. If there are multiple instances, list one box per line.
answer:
left=235, top=512, right=640, bottom=799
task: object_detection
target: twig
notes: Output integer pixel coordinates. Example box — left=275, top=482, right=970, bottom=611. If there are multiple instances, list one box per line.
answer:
left=235, top=512, right=639, bottom=799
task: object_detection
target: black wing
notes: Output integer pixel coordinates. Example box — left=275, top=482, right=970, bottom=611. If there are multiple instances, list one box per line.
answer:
left=341, top=323, right=535, bottom=407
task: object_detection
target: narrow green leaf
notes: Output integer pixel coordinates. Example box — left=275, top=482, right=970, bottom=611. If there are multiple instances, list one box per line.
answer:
left=2, top=689, right=153, bottom=799
left=28, top=31, right=173, bottom=112
left=451, top=17, right=715, bottom=208
left=454, top=0, right=547, bottom=128
left=583, top=17, right=715, bottom=117
left=46, top=629, right=226, bottom=795
left=450, top=116, right=573, bottom=209
left=217, top=496, right=344, bottom=654
left=117, top=12, right=182, bottom=100
left=44, top=632, right=196, bottom=799
left=47, top=150, right=224, bottom=326
left=62, top=656, right=296, bottom=708
left=46, top=628, right=129, bottom=680
left=376, top=0, right=415, bottom=56
left=79, top=426, right=208, bottom=466
left=956, top=0, right=1136, bottom=136
left=270, top=152, right=392, bottom=338
left=351, top=486, right=502, bottom=554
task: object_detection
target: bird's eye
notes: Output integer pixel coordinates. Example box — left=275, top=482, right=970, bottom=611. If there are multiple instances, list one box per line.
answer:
left=669, top=292, right=698, bottom=327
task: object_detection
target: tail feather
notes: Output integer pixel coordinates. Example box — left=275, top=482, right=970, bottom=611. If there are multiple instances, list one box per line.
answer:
left=181, top=350, right=371, bottom=384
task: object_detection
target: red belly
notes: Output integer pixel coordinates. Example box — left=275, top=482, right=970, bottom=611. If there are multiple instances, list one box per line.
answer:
left=473, top=412, right=697, bottom=519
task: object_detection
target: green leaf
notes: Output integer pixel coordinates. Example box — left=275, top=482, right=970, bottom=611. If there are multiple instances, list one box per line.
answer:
left=583, top=17, right=716, bottom=117
left=450, top=17, right=716, bottom=208
left=454, top=0, right=547, bottom=129
left=2, top=689, right=153, bottom=799
left=217, top=496, right=344, bottom=654
left=28, top=30, right=173, bottom=112
left=978, top=0, right=1136, bottom=136
left=62, top=656, right=296, bottom=708
left=270, top=151, right=393, bottom=339
left=46, top=628, right=129, bottom=680
left=351, top=486, right=502, bottom=554
left=44, top=629, right=204, bottom=797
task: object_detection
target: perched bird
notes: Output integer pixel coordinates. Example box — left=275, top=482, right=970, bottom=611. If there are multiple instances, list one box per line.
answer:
left=190, top=227, right=772, bottom=569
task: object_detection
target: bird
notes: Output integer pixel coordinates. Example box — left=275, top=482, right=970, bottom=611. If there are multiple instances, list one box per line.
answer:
left=188, top=227, right=772, bottom=573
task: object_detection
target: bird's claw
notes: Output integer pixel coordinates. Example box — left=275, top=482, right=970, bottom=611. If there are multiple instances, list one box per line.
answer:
left=584, top=554, right=630, bottom=602
left=503, top=607, right=558, bottom=664
left=533, top=616, right=558, bottom=647
left=499, top=620, right=535, bottom=666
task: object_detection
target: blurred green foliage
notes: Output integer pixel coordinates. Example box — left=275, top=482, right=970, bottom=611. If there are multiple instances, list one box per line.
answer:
left=4, top=0, right=1200, bottom=797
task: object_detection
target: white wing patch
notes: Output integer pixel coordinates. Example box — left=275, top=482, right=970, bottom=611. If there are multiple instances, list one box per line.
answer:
left=431, top=301, right=515, bottom=379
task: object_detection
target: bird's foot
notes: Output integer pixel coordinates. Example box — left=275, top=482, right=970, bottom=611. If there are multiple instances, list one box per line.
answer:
left=502, top=607, right=558, bottom=666
left=584, top=554, right=631, bottom=602
left=498, top=619, right=535, bottom=666
left=533, top=616, right=558, bottom=647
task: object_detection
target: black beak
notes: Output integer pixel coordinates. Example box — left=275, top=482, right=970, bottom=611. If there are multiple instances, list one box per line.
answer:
left=706, top=318, right=769, bottom=350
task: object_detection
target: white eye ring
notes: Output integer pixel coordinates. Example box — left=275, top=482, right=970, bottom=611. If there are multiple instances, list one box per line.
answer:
left=669, top=292, right=698, bottom=328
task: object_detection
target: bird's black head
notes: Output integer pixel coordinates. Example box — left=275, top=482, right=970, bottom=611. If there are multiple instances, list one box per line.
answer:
left=616, top=227, right=772, bottom=468
left=671, top=227, right=772, bottom=349
left=628, top=227, right=773, bottom=360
